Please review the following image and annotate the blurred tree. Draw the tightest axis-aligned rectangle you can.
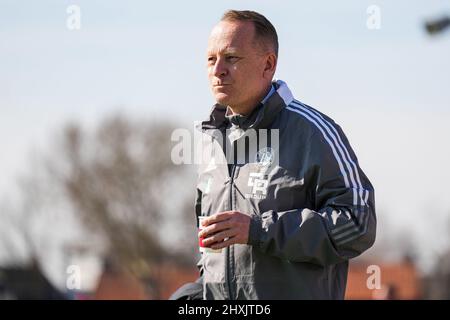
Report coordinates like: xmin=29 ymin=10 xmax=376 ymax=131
xmin=51 ymin=115 xmax=197 ymax=272
xmin=0 ymin=114 xmax=199 ymax=298
xmin=0 ymin=156 xmax=59 ymax=266
xmin=1 ymin=114 xmax=200 ymax=298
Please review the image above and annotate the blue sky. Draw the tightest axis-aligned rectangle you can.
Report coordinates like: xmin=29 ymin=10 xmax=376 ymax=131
xmin=1 ymin=0 xmax=450 ymax=278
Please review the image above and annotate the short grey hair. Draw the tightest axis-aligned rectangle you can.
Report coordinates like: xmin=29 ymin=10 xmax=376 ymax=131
xmin=221 ymin=10 xmax=279 ymax=57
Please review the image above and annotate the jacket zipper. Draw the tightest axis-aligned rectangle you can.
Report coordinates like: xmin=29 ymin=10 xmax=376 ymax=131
xmin=226 ymin=164 xmax=236 ymax=300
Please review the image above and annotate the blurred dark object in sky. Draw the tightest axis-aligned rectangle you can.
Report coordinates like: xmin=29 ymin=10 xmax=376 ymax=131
xmin=425 ymin=16 xmax=450 ymax=35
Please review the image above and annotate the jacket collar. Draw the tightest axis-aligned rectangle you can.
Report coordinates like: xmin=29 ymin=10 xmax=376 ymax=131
xmin=198 ymin=79 xmax=294 ymax=132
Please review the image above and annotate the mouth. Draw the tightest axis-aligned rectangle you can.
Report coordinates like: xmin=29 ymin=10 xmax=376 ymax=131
xmin=213 ymin=84 xmax=231 ymax=89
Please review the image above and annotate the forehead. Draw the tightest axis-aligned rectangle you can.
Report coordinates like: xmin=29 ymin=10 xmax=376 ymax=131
xmin=207 ymin=21 xmax=256 ymax=54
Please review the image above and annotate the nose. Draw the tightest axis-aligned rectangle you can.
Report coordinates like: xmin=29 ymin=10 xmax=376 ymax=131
xmin=211 ymin=57 xmax=228 ymax=78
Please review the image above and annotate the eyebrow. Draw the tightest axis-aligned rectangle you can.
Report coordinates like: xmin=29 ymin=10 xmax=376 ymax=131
xmin=207 ymin=47 xmax=240 ymax=56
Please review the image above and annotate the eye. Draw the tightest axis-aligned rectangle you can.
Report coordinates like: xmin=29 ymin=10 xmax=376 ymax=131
xmin=226 ymin=56 xmax=239 ymax=62
xmin=207 ymin=56 xmax=216 ymax=64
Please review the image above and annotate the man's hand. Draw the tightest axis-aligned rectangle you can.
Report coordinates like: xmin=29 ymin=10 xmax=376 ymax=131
xmin=198 ymin=211 xmax=251 ymax=250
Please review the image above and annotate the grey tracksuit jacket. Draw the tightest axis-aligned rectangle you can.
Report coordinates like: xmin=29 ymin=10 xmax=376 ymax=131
xmin=195 ymin=79 xmax=376 ymax=300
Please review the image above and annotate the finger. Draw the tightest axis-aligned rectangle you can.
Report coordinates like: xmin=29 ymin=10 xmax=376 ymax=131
xmin=198 ymin=220 xmax=234 ymax=238
xmin=210 ymin=236 xmax=237 ymax=250
xmin=202 ymin=229 xmax=236 ymax=247
xmin=204 ymin=211 xmax=235 ymax=226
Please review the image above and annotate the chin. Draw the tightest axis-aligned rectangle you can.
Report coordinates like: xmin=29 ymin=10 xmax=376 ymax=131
xmin=214 ymin=93 xmax=232 ymax=106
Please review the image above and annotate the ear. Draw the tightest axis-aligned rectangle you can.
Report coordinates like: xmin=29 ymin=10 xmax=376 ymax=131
xmin=263 ymin=53 xmax=277 ymax=79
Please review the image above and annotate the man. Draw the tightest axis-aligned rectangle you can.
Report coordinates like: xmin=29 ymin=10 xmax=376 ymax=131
xmin=171 ymin=10 xmax=376 ymax=300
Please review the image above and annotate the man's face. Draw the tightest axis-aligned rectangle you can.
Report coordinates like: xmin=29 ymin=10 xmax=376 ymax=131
xmin=207 ymin=21 xmax=275 ymax=112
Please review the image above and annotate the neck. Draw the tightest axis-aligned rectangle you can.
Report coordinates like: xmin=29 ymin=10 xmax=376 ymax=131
xmin=228 ymin=83 xmax=272 ymax=116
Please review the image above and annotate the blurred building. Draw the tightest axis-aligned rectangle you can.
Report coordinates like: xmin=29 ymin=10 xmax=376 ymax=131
xmin=345 ymin=257 xmax=422 ymax=299
xmin=92 ymin=260 xmax=198 ymax=300
xmin=63 ymin=253 xmax=199 ymax=300
xmin=91 ymin=258 xmax=425 ymax=300
xmin=61 ymin=245 xmax=430 ymax=300
xmin=0 ymin=261 xmax=65 ymax=300
xmin=422 ymin=249 xmax=450 ymax=299
xmin=93 ymin=261 xmax=150 ymax=300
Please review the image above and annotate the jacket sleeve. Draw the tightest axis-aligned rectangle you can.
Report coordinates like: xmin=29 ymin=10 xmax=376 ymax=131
xmin=248 ymin=125 xmax=377 ymax=267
